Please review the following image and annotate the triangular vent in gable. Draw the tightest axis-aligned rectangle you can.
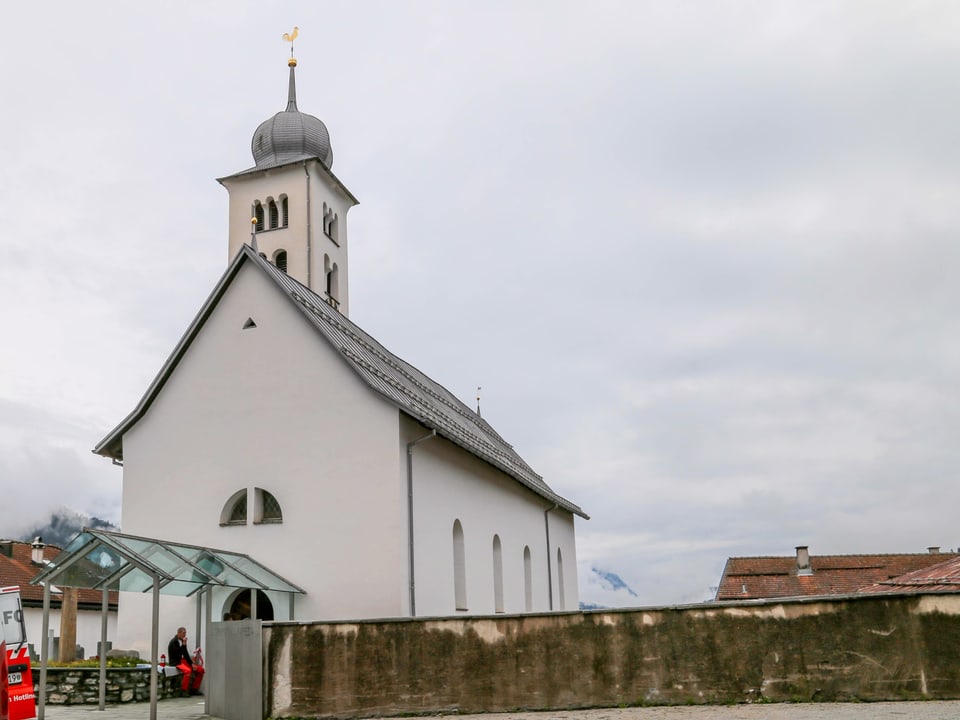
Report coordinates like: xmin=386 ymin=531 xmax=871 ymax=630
xmin=243 ymin=318 xmax=257 ymax=330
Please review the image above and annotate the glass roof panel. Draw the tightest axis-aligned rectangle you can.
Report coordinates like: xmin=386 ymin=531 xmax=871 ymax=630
xmin=30 ymin=529 xmax=304 ymax=596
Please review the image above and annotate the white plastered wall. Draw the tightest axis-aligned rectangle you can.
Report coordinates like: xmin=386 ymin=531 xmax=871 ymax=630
xmin=402 ymin=416 xmax=580 ymax=617
xmin=115 ymin=260 xmax=402 ymax=653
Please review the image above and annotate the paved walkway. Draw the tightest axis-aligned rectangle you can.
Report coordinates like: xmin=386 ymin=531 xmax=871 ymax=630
xmin=41 ymin=696 xmax=209 ymax=720
xmin=38 ymin=698 xmax=960 ymax=720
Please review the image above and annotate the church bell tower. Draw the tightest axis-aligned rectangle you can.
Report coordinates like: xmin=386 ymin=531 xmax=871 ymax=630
xmin=218 ymin=34 xmax=358 ymax=316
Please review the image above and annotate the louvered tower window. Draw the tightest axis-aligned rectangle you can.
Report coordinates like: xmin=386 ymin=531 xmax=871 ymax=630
xmin=281 ymin=197 xmax=289 ymax=227
xmin=268 ymin=199 xmax=279 ymax=229
xmin=274 ymin=250 xmax=288 ymax=274
xmin=253 ymin=202 xmax=265 ymax=232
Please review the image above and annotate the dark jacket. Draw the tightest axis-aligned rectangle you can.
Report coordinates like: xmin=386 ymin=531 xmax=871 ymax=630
xmin=167 ymin=636 xmax=192 ymax=667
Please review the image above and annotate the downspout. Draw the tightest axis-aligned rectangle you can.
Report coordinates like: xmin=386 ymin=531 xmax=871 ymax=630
xmin=303 ymin=161 xmax=313 ymax=289
xmin=407 ymin=429 xmax=436 ymax=616
xmin=544 ymin=503 xmax=558 ymax=611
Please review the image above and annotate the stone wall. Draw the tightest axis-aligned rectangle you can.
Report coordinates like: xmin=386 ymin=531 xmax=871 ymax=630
xmin=40 ymin=667 xmax=180 ymax=705
xmin=264 ymin=593 xmax=960 ymax=718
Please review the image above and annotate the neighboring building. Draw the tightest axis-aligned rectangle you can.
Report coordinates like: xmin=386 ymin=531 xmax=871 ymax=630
xmin=715 ymin=545 xmax=958 ymax=601
xmin=94 ymin=50 xmax=586 ymax=653
xmin=0 ymin=539 xmax=117 ymax=657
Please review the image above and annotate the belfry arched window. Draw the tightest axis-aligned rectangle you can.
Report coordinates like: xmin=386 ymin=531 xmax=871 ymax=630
xmin=280 ymin=196 xmax=289 ymax=227
xmin=267 ymin=199 xmax=279 ymax=229
xmin=253 ymin=202 xmax=265 ymax=232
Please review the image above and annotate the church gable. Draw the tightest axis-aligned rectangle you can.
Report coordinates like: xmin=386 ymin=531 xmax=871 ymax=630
xmin=116 ymin=255 xmax=404 ymax=544
xmin=95 ymin=249 xmax=393 ymax=464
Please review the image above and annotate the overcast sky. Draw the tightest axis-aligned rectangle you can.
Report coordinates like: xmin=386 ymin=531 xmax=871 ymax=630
xmin=3 ymin=1 xmax=960 ymax=607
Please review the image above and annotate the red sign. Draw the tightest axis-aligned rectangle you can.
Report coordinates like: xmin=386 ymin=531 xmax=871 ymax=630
xmin=5 ymin=647 xmax=34 ymax=720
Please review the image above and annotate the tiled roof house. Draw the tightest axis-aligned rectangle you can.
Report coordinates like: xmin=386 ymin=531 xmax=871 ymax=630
xmin=859 ymin=554 xmax=960 ymax=594
xmin=715 ymin=545 xmax=958 ymax=601
xmin=1 ymin=538 xmax=118 ymax=658
xmin=0 ymin=539 xmax=117 ymax=609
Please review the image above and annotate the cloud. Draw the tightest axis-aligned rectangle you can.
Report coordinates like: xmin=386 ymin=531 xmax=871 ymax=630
xmin=3 ymin=1 xmax=960 ymax=610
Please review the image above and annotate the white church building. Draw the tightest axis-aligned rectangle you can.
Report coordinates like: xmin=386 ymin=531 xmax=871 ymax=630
xmin=94 ymin=49 xmax=586 ymax=652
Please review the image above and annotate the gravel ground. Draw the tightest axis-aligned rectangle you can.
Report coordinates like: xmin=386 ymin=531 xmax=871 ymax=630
xmin=41 ymin=696 xmax=960 ymax=720
xmin=376 ymin=702 xmax=960 ymax=720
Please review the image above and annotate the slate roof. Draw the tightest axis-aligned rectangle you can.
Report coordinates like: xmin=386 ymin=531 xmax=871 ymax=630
xmin=95 ymin=245 xmax=586 ymax=519
xmin=859 ymin=555 xmax=960 ymax=594
xmin=0 ymin=540 xmax=118 ymax=609
xmin=715 ymin=551 xmax=959 ymax=601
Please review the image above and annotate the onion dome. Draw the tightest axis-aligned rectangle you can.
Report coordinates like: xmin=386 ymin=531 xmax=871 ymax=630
xmin=251 ymin=58 xmax=333 ymax=169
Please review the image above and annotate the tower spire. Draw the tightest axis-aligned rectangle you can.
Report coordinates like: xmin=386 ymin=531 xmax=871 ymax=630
xmin=282 ymin=26 xmax=300 ymax=112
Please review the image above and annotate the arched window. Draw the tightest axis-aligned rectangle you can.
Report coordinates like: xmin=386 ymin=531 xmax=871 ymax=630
xmin=267 ymin=199 xmax=279 ymax=229
xmin=254 ymin=488 xmax=283 ymax=524
xmin=453 ymin=519 xmax=467 ymax=611
xmin=323 ymin=255 xmax=339 ymax=309
xmin=523 ymin=546 xmax=532 ymax=612
xmin=220 ymin=489 xmax=247 ymax=526
xmin=280 ymin=196 xmax=289 ymax=227
xmin=274 ymin=249 xmax=288 ymax=274
xmin=253 ymin=202 xmax=264 ymax=232
xmin=329 ymin=213 xmax=339 ymax=243
xmin=492 ymin=535 xmax=504 ymax=613
xmin=556 ymin=548 xmax=565 ymax=610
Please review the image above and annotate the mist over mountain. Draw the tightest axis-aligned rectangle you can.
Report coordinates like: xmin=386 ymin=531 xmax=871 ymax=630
xmin=593 ymin=567 xmax=638 ymax=597
xmin=18 ymin=506 xmax=118 ymax=548
xmin=579 ymin=566 xmax=642 ymax=609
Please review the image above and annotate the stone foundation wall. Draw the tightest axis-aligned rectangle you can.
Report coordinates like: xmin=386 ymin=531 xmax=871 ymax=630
xmin=40 ymin=667 xmax=180 ymax=705
xmin=264 ymin=593 xmax=960 ymax=718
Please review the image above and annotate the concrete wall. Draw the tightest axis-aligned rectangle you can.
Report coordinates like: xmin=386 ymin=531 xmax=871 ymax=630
xmin=264 ymin=593 xmax=960 ymax=717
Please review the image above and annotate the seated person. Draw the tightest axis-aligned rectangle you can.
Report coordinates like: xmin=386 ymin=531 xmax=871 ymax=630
xmin=167 ymin=627 xmax=204 ymax=696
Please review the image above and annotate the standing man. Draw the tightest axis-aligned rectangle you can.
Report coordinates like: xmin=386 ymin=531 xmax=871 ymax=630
xmin=167 ymin=627 xmax=204 ymax=696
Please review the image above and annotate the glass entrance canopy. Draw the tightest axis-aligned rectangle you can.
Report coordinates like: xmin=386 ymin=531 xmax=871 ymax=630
xmin=30 ymin=528 xmax=305 ymax=597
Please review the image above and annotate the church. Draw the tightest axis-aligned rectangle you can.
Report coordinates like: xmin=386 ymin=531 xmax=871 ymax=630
xmin=94 ymin=46 xmax=587 ymax=651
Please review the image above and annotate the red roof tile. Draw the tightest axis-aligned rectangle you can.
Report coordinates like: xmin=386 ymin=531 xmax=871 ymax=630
xmin=860 ymin=555 xmax=960 ymax=594
xmin=0 ymin=540 xmax=118 ymax=608
xmin=715 ymin=551 xmax=959 ymax=601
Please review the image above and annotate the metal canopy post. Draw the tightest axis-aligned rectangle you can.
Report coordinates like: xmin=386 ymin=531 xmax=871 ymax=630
xmin=203 ymin=587 xmax=212 ymax=715
xmin=38 ymin=580 xmax=51 ymax=720
xmin=99 ymin=588 xmax=109 ymax=710
xmin=150 ymin=575 xmax=160 ymax=720
xmin=196 ymin=591 xmax=203 ymax=650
